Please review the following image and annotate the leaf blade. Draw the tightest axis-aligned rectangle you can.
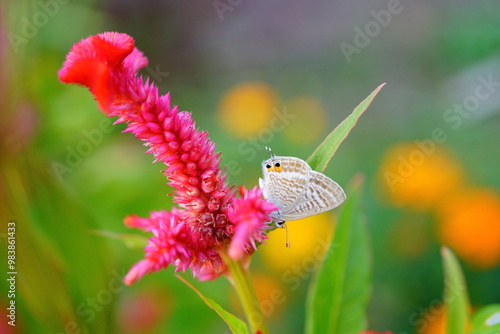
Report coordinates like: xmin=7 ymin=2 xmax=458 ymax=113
xmin=176 ymin=275 xmax=250 ymax=334
xmin=305 ymin=178 xmax=371 ymax=334
xmin=470 ymin=304 xmax=500 ymax=334
xmin=441 ymin=247 xmax=470 ymax=334
xmin=307 ymin=83 xmax=386 ymax=172
xmin=91 ymin=230 xmax=148 ymax=250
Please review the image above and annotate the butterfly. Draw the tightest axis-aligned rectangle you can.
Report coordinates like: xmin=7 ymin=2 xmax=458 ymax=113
xmin=259 ymin=147 xmax=346 ymax=246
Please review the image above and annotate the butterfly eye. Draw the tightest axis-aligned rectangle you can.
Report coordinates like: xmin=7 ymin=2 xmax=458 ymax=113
xmin=266 ymin=163 xmax=272 ymax=169
xmin=274 ymin=162 xmax=281 ymax=168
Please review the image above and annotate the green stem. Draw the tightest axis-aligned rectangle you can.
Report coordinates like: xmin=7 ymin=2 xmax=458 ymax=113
xmin=221 ymin=252 xmax=269 ymax=334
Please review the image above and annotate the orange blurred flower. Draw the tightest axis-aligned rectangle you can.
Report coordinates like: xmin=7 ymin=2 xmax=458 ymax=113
xmin=217 ymin=82 xmax=278 ymax=138
xmin=437 ymin=187 xmax=500 ymax=269
xmin=415 ymin=302 xmax=446 ymax=334
xmin=378 ymin=143 xmax=464 ymax=210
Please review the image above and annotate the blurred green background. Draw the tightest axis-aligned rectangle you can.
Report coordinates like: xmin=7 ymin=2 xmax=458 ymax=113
xmin=1 ymin=1 xmax=499 ymax=333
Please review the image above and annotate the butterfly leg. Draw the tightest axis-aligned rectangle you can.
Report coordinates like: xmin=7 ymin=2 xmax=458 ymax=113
xmin=275 ymin=220 xmax=290 ymax=247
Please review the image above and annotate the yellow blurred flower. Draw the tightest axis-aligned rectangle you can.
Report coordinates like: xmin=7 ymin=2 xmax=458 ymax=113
xmin=260 ymin=212 xmax=334 ymax=272
xmin=282 ymin=96 xmax=326 ymax=144
xmin=378 ymin=143 xmax=464 ymax=210
xmin=217 ymin=82 xmax=278 ymax=138
xmin=252 ymin=273 xmax=287 ymax=319
xmin=437 ymin=187 xmax=500 ymax=269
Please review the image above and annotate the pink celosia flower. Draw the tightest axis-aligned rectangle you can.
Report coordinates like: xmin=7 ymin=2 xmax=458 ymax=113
xmin=228 ymin=186 xmax=278 ymax=260
xmin=123 ymin=209 xmax=193 ymax=284
xmin=58 ymin=32 xmax=277 ymax=284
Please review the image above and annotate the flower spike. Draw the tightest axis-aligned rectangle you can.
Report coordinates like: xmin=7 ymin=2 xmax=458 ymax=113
xmin=59 ymin=32 xmax=277 ymax=283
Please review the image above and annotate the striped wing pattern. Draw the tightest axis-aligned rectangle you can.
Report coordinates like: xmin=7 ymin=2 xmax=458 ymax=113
xmin=261 ymin=157 xmax=310 ymax=214
xmin=260 ymin=155 xmax=345 ymax=222
xmin=280 ymin=170 xmax=346 ymax=221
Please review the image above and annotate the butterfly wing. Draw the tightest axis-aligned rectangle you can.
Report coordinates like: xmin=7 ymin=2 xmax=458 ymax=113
xmin=261 ymin=156 xmax=311 ymax=215
xmin=279 ymin=170 xmax=346 ymax=221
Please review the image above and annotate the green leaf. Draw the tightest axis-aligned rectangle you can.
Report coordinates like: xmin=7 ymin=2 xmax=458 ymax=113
xmin=470 ymin=304 xmax=500 ymax=334
xmin=305 ymin=178 xmax=371 ymax=334
xmin=307 ymin=83 xmax=386 ymax=172
xmin=92 ymin=230 xmax=148 ymax=249
xmin=441 ymin=247 xmax=470 ymax=334
xmin=176 ymin=275 xmax=250 ymax=334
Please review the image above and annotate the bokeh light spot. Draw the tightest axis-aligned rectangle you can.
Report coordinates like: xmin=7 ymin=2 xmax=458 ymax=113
xmin=260 ymin=212 xmax=334 ymax=272
xmin=217 ymin=82 xmax=278 ymax=138
xmin=437 ymin=187 xmax=500 ymax=269
xmin=377 ymin=143 xmax=464 ymax=211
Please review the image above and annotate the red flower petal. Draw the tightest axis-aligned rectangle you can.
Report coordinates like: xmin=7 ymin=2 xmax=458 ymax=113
xmin=58 ymin=32 xmax=137 ymax=113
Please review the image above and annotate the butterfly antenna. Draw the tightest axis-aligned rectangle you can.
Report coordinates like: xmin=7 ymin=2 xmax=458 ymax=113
xmin=284 ymin=222 xmax=290 ymax=248
xmin=265 ymin=146 xmax=275 ymax=159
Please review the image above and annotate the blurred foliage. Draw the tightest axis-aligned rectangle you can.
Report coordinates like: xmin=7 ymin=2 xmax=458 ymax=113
xmin=1 ymin=0 xmax=499 ymax=333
